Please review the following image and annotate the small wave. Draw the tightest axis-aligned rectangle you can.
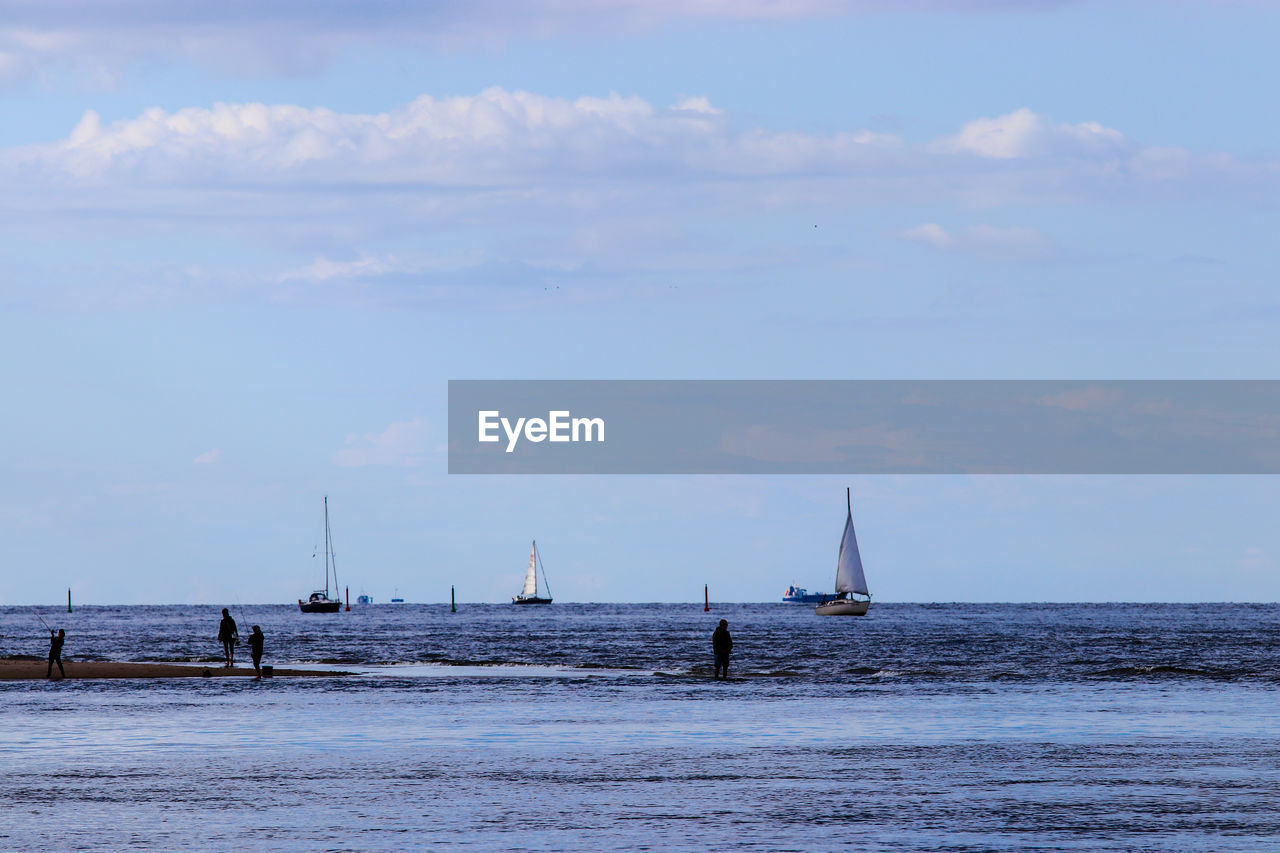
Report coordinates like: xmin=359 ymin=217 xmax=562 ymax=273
xmin=1090 ymin=665 xmax=1236 ymax=680
xmin=747 ymin=669 xmax=803 ymax=678
xmin=138 ymin=656 xmax=223 ymax=664
xmin=431 ymin=658 xmax=531 ymax=668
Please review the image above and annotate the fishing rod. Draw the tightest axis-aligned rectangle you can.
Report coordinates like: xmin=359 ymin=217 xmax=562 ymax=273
xmin=232 ymin=594 xmax=253 ymax=643
xmin=28 ymin=606 xmax=53 ymax=633
xmin=232 ymin=592 xmax=275 ymax=648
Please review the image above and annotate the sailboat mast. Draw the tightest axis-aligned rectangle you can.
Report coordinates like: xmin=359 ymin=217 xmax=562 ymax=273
xmin=327 ymin=498 xmax=339 ymax=596
xmin=535 ymin=540 xmax=552 ymax=598
xmin=324 ymin=496 xmax=331 ymax=597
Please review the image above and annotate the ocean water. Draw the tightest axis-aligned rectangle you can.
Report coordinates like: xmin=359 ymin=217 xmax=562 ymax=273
xmin=2 ymin=603 xmax=1280 ymax=851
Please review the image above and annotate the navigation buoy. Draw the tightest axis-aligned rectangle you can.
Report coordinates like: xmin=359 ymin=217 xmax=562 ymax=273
xmin=704 ymin=584 xmax=709 ymax=612
xmin=451 ymin=585 xmax=456 ymax=613
xmin=345 ymin=586 xmax=350 ymax=612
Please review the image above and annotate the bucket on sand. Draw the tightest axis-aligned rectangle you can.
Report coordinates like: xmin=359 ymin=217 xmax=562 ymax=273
xmin=262 ymin=665 xmax=274 ymax=678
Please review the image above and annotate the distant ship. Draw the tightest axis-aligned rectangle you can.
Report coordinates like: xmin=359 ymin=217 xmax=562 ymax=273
xmin=782 ymin=585 xmax=826 ymax=604
xmin=299 ymin=496 xmax=342 ymax=613
xmin=814 ymin=488 xmax=871 ymax=616
xmin=356 ymin=594 xmax=373 ymax=605
xmin=512 ymin=540 xmax=553 ymax=605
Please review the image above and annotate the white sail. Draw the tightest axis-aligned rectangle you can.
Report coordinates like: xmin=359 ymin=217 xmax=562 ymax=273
xmin=835 ymin=507 xmax=869 ymax=596
xmin=521 ymin=541 xmax=539 ymax=596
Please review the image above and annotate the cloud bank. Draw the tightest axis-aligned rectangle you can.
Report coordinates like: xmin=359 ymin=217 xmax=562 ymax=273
xmin=9 ymin=95 xmax=1270 ymax=206
xmin=2 ymin=93 xmax=1272 ymax=306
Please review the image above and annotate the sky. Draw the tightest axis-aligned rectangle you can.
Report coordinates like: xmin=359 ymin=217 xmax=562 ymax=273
xmin=2 ymin=0 xmax=1279 ymax=604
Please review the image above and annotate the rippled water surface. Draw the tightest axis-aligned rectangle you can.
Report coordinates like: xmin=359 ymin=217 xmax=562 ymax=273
xmin=3 ymin=603 xmax=1279 ymax=851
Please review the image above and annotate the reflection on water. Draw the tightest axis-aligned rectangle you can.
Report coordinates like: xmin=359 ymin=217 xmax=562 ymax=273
xmin=3 ymin=604 xmax=1280 ymax=851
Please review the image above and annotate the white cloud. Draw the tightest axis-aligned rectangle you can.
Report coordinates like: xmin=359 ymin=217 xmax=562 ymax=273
xmin=335 ymin=419 xmax=428 ymax=468
xmin=278 ymin=255 xmax=424 ymax=284
xmin=20 ymin=89 xmax=899 ymax=187
xmin=934 ymin=107 xmax=1126 ymax=160
xmin=900 ymin=222 xmax=1052 ymax=259
xmin=899 ymin=222 xmax=955 ymax=249
xmin=193 ymin=448 xmax=221 ymax=464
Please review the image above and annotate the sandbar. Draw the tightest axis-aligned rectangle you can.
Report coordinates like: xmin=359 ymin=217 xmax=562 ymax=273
xmin=0 ymin=660 xmax=349 ymax=680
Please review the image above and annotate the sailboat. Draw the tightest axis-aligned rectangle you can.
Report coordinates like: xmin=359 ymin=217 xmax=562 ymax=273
xmin=299 ymin=496 xmax=342 ymax=613
xmin=815 ymin=488 xmax=871 ymax=616
xmin=511 ymin=540 xmax=553 ymax=605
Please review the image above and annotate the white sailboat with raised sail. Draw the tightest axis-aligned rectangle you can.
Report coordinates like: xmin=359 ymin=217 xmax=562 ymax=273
xmin=815 ymin=488 xmax=871 ymax=616
xmin=299 ymin=496 xmax=342 ymax=613
xmin=512 ymin=540 xmax=553 ymax=605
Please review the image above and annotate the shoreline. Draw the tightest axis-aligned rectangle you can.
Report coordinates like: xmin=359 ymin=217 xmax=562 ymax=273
xmin=0 ymin=660 xmax=350 ymax=681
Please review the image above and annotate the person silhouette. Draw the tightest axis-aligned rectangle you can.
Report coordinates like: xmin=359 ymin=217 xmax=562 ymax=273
xmin=217 ymin=608 xmax=239 ymax=668
xmin=712 ymin=619 xmax=733 ymax=681
xmin=47 ymin=629 xmax=66 ymax=679
xmin=247 ymin=625 xmax=265 ymax=678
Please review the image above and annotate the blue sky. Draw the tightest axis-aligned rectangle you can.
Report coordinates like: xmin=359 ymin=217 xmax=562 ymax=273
xmin=2 ymin=1 xmax=1279 ymax=604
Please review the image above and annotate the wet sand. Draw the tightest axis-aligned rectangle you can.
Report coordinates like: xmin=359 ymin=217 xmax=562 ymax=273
xmin=0 ymin=660 xmax=349 ymax=680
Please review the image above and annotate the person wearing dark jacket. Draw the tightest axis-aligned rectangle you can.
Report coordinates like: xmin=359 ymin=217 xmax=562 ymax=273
xmin=711 ymin=619 xmax=733 ymax=680
xmin=47 ymin=629 xmax=66 ymax=679
xmin=247 ymin=625 xmax=265 ymax=678
xmin=217 ymin=608 xmax=239 ymax=668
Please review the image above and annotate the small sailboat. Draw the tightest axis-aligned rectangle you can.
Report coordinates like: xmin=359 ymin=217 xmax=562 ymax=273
xmin=815 ymin=488 xmax=871 ymax=616
xmin=299 ymin=496 xmax=342 ymax=613
xmin=512 ymin=540 xmax=553 ymax=605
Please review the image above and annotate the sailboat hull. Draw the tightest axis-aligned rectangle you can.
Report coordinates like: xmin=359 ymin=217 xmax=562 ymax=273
xmin=511 ymin=596 xmax=552 ymax=605
xmin=299 ymin=598 xmax=342 ymax=613
xmin=814 ymin=598 xmax=870 ymax=616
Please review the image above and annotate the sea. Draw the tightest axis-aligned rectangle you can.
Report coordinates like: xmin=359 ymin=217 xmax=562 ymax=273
xmin=2 ymin=603 xmax=1279 ymax=852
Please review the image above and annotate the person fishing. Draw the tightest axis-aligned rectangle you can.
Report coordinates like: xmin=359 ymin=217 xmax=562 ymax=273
xmin=47 ymin=628 xmax=66 ymax=679
xmin=711 ymin=619 xmax=733 ymax=681
xmin=217 ymin=608 xmax=239 ymax=668
xmin=247 ymin=625 xmax=265 ymax=678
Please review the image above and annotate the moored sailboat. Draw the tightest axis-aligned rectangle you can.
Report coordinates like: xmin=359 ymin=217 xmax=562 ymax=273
xmin=815 ymin=488 xmax=871 ymax=616
xmin=299 ymin=496 xmax=342 ymax=613
xmin=512 ymin=540 xmax=553 ymax=605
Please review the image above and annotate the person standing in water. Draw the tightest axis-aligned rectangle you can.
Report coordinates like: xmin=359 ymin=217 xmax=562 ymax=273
xmin=711 ymin=619 xmax=733 ymax=681
xmin=247 ymin=625 xmax=265 ymax=678
xmin=217 ymin=608 xmax=239 ymax=668
xmin=47 ymin=628 xmax=66 ymax=679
